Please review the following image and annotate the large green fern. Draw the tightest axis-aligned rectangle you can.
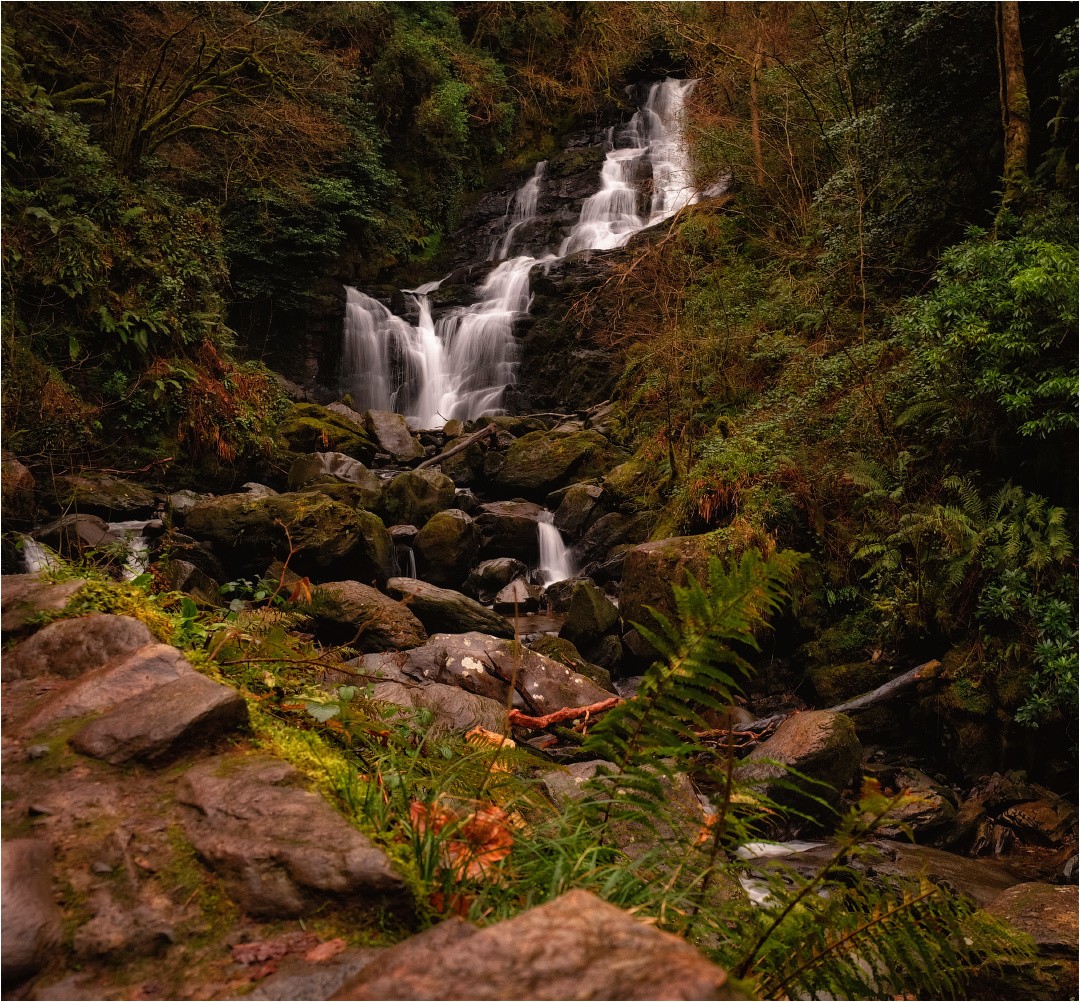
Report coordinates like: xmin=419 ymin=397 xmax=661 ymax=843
xmin=582 ymin=548 xmax=803 ymax=826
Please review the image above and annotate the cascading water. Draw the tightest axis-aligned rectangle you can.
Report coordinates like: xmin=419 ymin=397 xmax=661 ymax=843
xmin=338 ymin=78 xmax=701 ymax=426
xmin=560 ymin=77 xmax=699 ymax=256
xmin=537 ymin=512 xmax=574 ymax=585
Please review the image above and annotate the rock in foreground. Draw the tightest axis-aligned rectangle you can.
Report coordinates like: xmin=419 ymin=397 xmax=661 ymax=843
xmin=330 ymin=888 xmax=744 ymax=1000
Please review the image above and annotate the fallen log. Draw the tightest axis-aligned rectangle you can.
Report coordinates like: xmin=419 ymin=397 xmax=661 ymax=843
xmin=828 ymin=659 xmax=942 ymax=715
xmin=416 ymin=422 xmax=497 ymax=470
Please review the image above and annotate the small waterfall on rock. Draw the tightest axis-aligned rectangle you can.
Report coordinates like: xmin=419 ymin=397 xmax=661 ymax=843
xmin=338 ymin=78 xmax=701 ymax=426
xmin=18 ymin=535 xmax=58 ymax=573
xmin=537 ymin=513 xmax=574 ymax=585
xmin=491 ymin=160 xmax=546 ymax=260
xmin=560 ymin=77 xmax=699 ymax=255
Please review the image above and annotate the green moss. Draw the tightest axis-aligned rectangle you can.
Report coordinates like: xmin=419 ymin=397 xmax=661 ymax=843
xmin=277 ymin=403 xmax=376 ymax=460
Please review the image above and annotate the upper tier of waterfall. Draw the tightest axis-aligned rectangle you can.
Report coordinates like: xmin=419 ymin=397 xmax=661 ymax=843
xmin=339 ymin=78 xmax=702 ymax=428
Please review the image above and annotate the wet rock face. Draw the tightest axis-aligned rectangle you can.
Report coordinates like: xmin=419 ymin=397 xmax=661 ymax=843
xmin=464 ymin=558 xmax=529 ymax=601
xmin=277 ymin=402 xmax=375 ymax=459
xmin=365 ymin=410 xmax=425 ymax=462
xmin=620 ymin=534 xmax=716 ymax=634
xmin=559 ymin=579 xmax=620 ymax=648
xmin=1 ymin=839 xmax=63 ymax=984
xmin=985 ymin=883 xmax=1079 ymax=953
xmin=330 ymin=888 xmax=744 ymax=1001
xmin=287 ymin=451 xmax=382 ymax=501
xmin=177 ymin=754 xmax=407 ymax=919
xmin=475 ymin=500 xmax=544 ymax=562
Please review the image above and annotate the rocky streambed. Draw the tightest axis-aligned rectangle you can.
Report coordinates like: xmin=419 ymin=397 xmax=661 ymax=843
xmin=2 ymin=396 xmax=1078 ymax=1000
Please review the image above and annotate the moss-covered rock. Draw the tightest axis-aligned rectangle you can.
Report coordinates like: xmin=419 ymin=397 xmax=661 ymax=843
xmin=439 ymin=442 xmax=485 ymax=487
xmin=286 ymin=452 xmax=381 ymax=498
xmin=475 ymin=501 xmax=543 ymax=562
xmin=277 ymin=404 xmax=375 ymax=461
xmin=364 ymin=410 xmax=424 ymax=462
xmin=602 ymin=459 xmax=656 ymax=509
xmin=413 ymin=509 xmax=478 ymax=588
xmin=314 ymin=580 xmax=427 ymax=652
xmin=560 ymin=579 xmax=620 ymax=647
xmin=495 ymin=430 xmax=627 ymax=498
xmin=529 ymin=635 xmax=612 ymax=690
xmin=553 ymin=483 xmax=602 ymax=536
xmin=378 ymin=469 xmax=456 ymax=527
xmin=183 ymin=491 xmax=392 ymax=583
xmin=50 ymin=473 xmax=157 ymax=518
xmin=620 ymin=534 xmax=717 ymax=632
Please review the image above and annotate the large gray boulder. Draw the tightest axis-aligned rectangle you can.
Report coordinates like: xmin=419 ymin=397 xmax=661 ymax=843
xmin=737 ymin=710 xmax=862 ymax=821
xmin=314 ymin=581 xmax=427 ymax=652
xmin=386 ymin=578 xmax=513 ymax=639
xmin=1 ymin=840 xmax=63 ymax=984
xmin=287 ymin=452 xmax=382 ymax=499
xmin=178 ymin=754 xmax=406 ymax=918
xmin=2 ymin=613 xmax=153 ymax=681
xmin=463 ymin=558 xmax=528 ymax=601
xmin=364 ymin=410 xmax=424 ymax=462
xmin=369 ymin=678 xmax=508 ymax=733
xmin=378 ymin=470 xmax=456 ymax=527
xmin=475 ymin=501 xmax=544 ymax=562
xmin=413 ymin=509 xmax=478 ymax=588
xmin=329 ymin=889 xmax=743 ymax=1000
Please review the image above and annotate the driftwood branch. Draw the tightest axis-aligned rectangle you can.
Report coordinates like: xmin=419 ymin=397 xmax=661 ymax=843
xmin=508 ymin=697 xmax=621 ymax=730
xmin=417 ymin=423 xmax=497 ymax=470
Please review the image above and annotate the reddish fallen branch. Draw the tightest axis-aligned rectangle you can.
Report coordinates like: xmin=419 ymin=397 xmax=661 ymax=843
xmin=508 ymin=697 xmax=621 ymax=730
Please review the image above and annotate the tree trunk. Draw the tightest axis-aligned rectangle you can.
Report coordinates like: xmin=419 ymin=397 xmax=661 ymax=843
xmin=749 ymin=14 xmax=765 ymax=188
xmin=998 ymin=1 xmax=1030 ymax=212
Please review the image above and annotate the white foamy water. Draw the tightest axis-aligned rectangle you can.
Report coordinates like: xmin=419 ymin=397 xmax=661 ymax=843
xmin=537 ymin=512 xmax=574 ymax=585
xmin=339 ymin=79 xmax=702 ymax=426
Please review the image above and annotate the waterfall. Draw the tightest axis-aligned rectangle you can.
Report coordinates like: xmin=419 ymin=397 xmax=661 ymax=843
xmin=537 ymin=513 xmax=574 ymax=585
xmin=560 ymin=77 xmax=699 ymax=256
xmin=491 ymin=160 xmax=546 ymax=261
xmin=338 ymin=78 xmax=700 ymax=426
xmin=18 ymin=535 xmax=58 ymax=574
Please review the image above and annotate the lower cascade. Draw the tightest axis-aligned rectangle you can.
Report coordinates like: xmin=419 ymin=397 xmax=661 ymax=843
xmin=338 ymin=77 xmax=703 ymax=428
xmin=537 ymin=513 xmax=574 ymax=585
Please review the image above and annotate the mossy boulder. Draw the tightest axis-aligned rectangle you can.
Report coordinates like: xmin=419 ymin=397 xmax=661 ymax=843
xmin=620 ymin=534 xmax=717 ymax=633
xmin=364 ymin=410 xmax=424 ymax=462
xmin=553 ymin=483 xmax=602 ymax=536
xmin=602 ymin=459 xmax=656 ymax=509
xmin=495 ymin=430 xmax=628 ymax=498
xmin=529 ymin=635 xmax=612 ymax=691
xmin=560 ymin=579 xmax=620 ymax=647
xmin=439 ymin=442 xmax=485 ymax=487
xmin=1 ymin=453 xmax=35 ymax=524
xmin=50 ymin=472 xmax=156 ymax=518
xmin=277 ymin=403 xmax=375 ymax=461
xmin=413 ymin=509 xmax=478 ymax=588
xmin=463 ymin=558 xmax=529 ymax=601
xmin=807 ymin=659 xmax=903 ymax=739
xmin=378 ymin=470 xmax=456 ymax=527
xmin=475 ymin=501 xmax=543 ymax=562
xmin=183 ymin=491 xmax=392 ymax=583
xmin=314 ymin=580 xmax=427 ymax=652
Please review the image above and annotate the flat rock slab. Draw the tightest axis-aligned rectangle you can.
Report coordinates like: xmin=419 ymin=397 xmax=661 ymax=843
xmin=240 ymin=947 xmax=383 ymax=1001
xmin=3 ymin=613 xmax=153 ymax=681
xmin=177 ymin=754 xmax=406 ymax=919
xmin=386 ymin=577 xmax=513 ymax=640
xmin=19 ymin=643 xmax=191 ymax=735
xmin=70 ymin=671 xmax=248 ymax=766
xmin=330 ymin=888 xmax=743 ymax=1000
xmin=1 ymin=574 xmax=86 ymax=634
xmin=984 ymin=883 xmax=1079 ymax=953
xmin=1 ymin=839 xmax=63 ymax=984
